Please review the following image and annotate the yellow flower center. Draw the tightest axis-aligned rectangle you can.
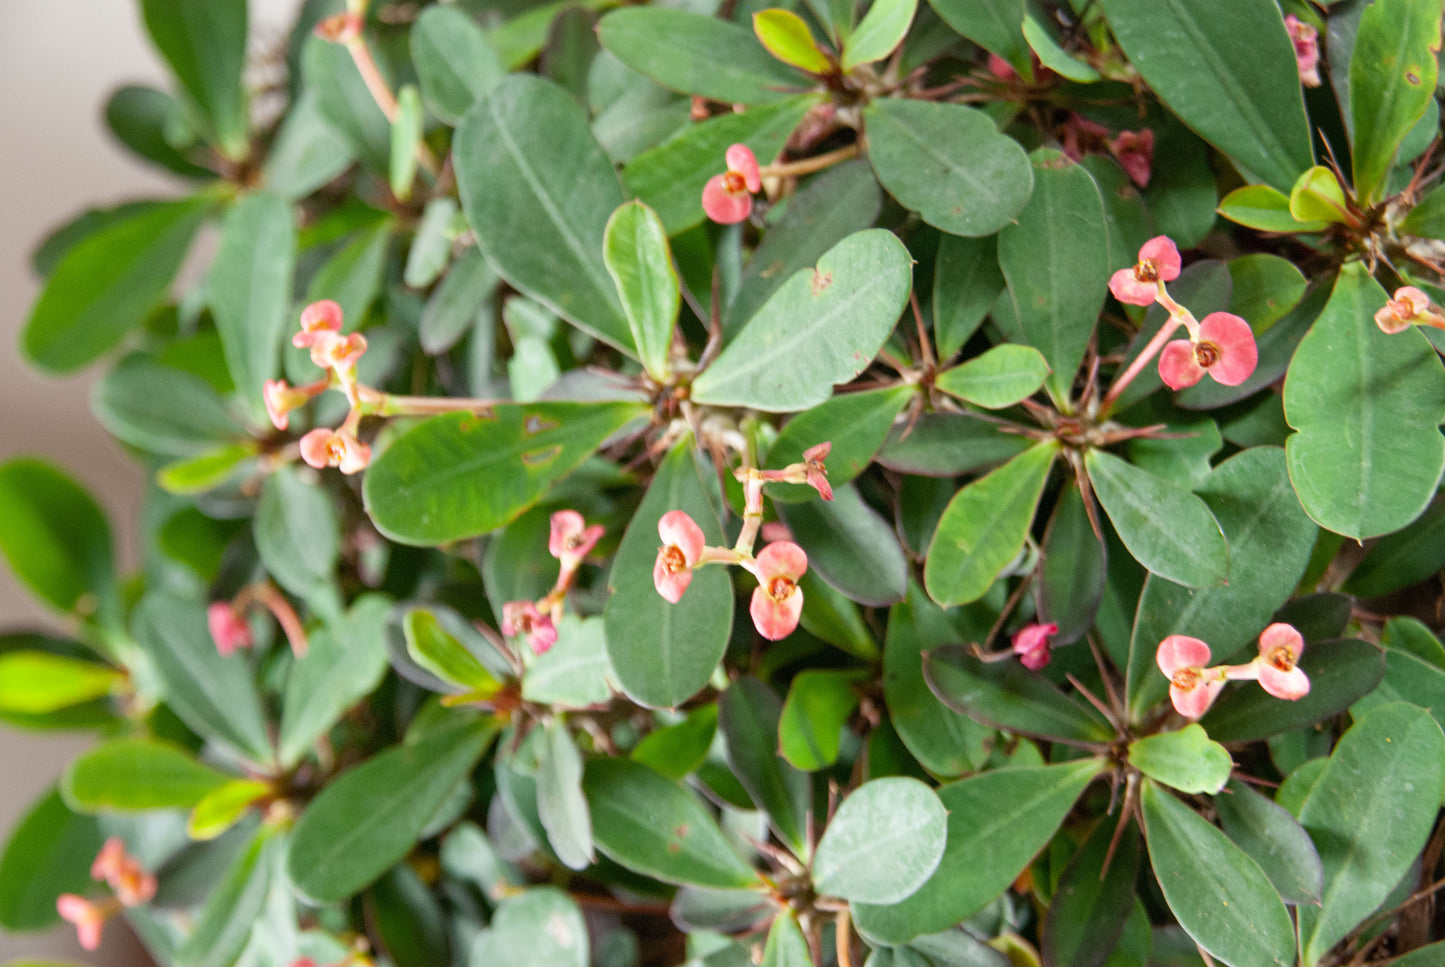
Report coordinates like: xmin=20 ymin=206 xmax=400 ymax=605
xmin=1171 ymin=667 xmax=1201 ymax=690
xmin=1267 ymin=646 xmax=1296 ymax=672
xmin=767 ymin=576 xmax=797 ymax=601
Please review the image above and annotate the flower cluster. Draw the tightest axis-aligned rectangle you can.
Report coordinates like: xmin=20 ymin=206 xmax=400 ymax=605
xmin=702 ymin=144 xmax=763 ymax=224
xmin=1110 ymin=237 xmax=1259 ymax=390
xmin=652 ymin=444 xmax=831 ymax=640
xmin=1060 ymin=113 xmax=1156 ymax=188
xmin=1375 ymin=286 xmax=1445 ymax=334
xmin=500 ymin=510 xmax=605 ymax=656
xmin=57 ymin=837 xmax=157 ymax=951
xmin=1156 ymin=623 xmax=1310 ymax=719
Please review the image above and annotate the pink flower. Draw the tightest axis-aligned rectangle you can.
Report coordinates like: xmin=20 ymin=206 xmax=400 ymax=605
xmin=1252 ymin=622 xmax=1310 ymax=700
xmin=1156 ymin=635 xmax=1225 ymax=719
xmin=1375 ymin=286 xmax=1442 ymax=334
xmin=701 ymin=144 xmax=762 ymax=225
xmin=501 ymin=601 xmax=558 ymax=655
xmin=207 ymin=602 xmax=253 ymax=656
xmin=57 ymin=894 xmax=110 ymax=951
xmin=548 ymin=510 xmax=605 ymax=567
xmin=89 ymin=836 xmax=156 ymax=906
xmin=654 ymin=510 xmax=705 ymax=603
xmin=1285 ymin=15 xmax=1322 ymax=87
xmin=1011 ymin=622 xmax=1058 ymax=671
xmin=802 ymin=442 xmax=833 ymax=501
xmin=299 ymin=299 xmax=343 ymax=335
xmin=1108 ymin=129 xmax=1155 ymax=188
xmin=749 ymin=541 xmax=807 ymax=640
xmin=299 ymin=428 xmax=371 ymax=475
xmin=1158 ymin=311 xmax=1258 ymax=389
xmin=1109 ymin=236 xmax=1181 ymax=306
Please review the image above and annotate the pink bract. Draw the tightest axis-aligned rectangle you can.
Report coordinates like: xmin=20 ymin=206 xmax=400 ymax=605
xmin=1109 ymin=129 xmax=1154 ymax=187
xmin=1011 ymin=622 xmax=1058 ymax=671
xmin=749 ymin=541 xmax=807 ymax=640
xmin=803 ymin=441 xmax=833 ymax=501
xmin=1375 ymin=286 xmax=1432 ymax=334
xmin=1156 ymin=634 xmax=1224 ymax=719
xmin=1285 ymin=15 xmax=1322 ymax=87
xmin=549 ymin=510 xmax=604 ymax=563
xmin=207 ymin=602 xmax=253 ymax=656
xmin=501 ymin=600 xmax=558 ymax=655
xmin=263 ymin=379 xmax=295 ymax=431
xmin=57 ymin=894 xmax=106 ymax=951
xmin=725 ymin=144 xmax=762 ymax=192
xmin=1109 ymin=236 xmax=1181 ymax=306
xmin=702 ymin=174 xmax=754 ymax=224
xmin=299 ymin=299 xmax=343 ymax=333
xmin=654 ymin=510 xmax=705 ymax=603
xmin=1159 ymin=312 xmax=1257 ymax=389
xmin=1256 ymin=622 xmax=1309 ymax=700
xmin=299 ymin=428 xmax=372 ymax=475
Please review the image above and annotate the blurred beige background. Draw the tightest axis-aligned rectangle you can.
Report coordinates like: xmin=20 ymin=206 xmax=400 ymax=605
xmin=1 ymin=1 xmax=301 ymax=960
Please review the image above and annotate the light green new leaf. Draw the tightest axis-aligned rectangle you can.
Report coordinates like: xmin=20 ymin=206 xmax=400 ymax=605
xmin=1349 ymin=0 xmax=1444 ymax=204
xmin=1100 ymin=0 xmax=1312 ymax=192
xmin=411 ymin=5 xmax=505 ymax=126
xmin=1217 ymin=185 xmax=1331 ymax=234
xmin=1400 ymin=182 xmax=1445 ymax=239
xmin=287 ymin=719 xmax=498 ymax=903
xmin=924 ymin=440 xmax=1056 ymax=607
xmin=62 ymin=738 xmax=232 ymax=812
xmin=935 ymin=344 xmax=1049 ymax=409
xmin=842 ymin=0 xmax=917 ymax=69
xmin=0 ymin=652 xmax=118 ymax=714
xmin=1141 ymin=781 xmax=1295 ymax=967
xmin=23 ymin=197 xmax=210 ymax=373
xmin=813 ymin=778 xmax=946 ymax=904
xmin=604 ymin=442 xmax=733 ymax=709
xmin=404 ymin=609 xmax=502 ymax=695
xmin=1288 ymin=166 xmax=1350 ymax=225
xmin=584 ymin=758 xmax=761 ymax=889
xmin=188 ymin=779 xmax=271 ymax=841
xmin=691 ymin=230 xmax=912 ymax=411
xmin=139 ymin=0 xmax=248 ymax=158
xmin=1297 ymin=703 xmax=1445 ymax=964
xmin=389 ymin=85 xmax=423 ymax=201
xmin=604 ymin=201 xmax=677 ymax=381
xmin=1085 ymin=449 xmax=1228 ymax=589
xmin=719 ymin=678 xmax=811 ymax=857
xmin=455 ymin=75 xmax=632 ymax=353
xmin=363 ymin=402 xmax=646 ymax=545
xmin=779 ymin=669 xmax=864 ymax=771
xmin=1284 ymin=263 xmax=1445 ymax=539
xmin=1022 ymin=14 xmax=1100 ymax=82
xmin=864 ymin=98 xmax=1033 ymax=237
xmin=205 ymin=192 xmax=295 ymax=426
xmin=0 ymin=460 xmax=114 ymax=620
xmin=1128 ymin=725 xmax=1232 ymax=795
xmin=536 ymin=720 xmax=594 ymax=871
xmin=754 ymin=10 xmax=832 ymax=74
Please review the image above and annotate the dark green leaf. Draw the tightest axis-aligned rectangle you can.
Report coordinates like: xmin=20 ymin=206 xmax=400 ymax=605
xmin=1215 ymin=779 xmax=1322 ymax=906
xmin=779 ymin=483 xmax=907 ymax=606
xmin=876 ymin=411 xmax=1030 ymax=477
xmin=0 ymin=787 xmax=102 ymax=930
xmin=262 ymin=90 xmax=353 ymax=201
xmin=720 ymin=678 xmax=811 ymax=856
xmin=813 ymin=777 xmax=947 ymax=904
xmin=933 ymin=234 xmax=1003 ymax=360
xmin=104 ymin=85 xmax=212 ymax=178
xmin=412 ymin=5 xmax=504 ymax=126
xmin=1201 ymin=639 xmax=1385 ymax=742
xmin=924 ymin=644 xmax=1113 ymax=744
xmin=1226 ymin=253 xmax=1306 ymax=334
xmin=0 ymin=459 xmax=114 ymax=620
xmin=139 ymin=0 xmax=248 ymax=157
xmin=925 ymin=0 xmax=1029 ymax=68
xmin=255 ymin=465 xmax=339 ymax=598
xmin=92 ymin=355 xmax=245 ymax=456
xmin=1039 ymin=482 xmax=1106 ymax=645
xmin=1343 ymin=498 xmax=1445 ymax=597
xmin=1351 ymin=647 xmax=1445 ymax=734
xmin=521 ymin=616 xmax=615 ymax=708
xmin=302 ymin=36 xmax=389 ymax=173
xmin=1042 ymin=815 xmax=1142 ymax=967
xmin=767 ymin=386 xmax=911 ymax=504
xmin=631 ymin=706 xmax=717 ymax=780
xmin=418 ymin=247 xmax=497 ymax=355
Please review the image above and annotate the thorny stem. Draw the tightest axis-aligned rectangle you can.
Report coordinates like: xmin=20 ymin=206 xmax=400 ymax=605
xmin=234 ymin=582 xmax=309 ymax=658
xmin=1097 ymin=310 xmax=1185 ymax=416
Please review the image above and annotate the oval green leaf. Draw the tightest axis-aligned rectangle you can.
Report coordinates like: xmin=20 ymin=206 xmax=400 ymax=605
xmin=604 ymin=201 xmax=677 ymax=381
xmin=0 ymin=787 xmax=102 ymax=931
xmin=1215 ymin=778 xmax=1322 ymax=906
xmin=411 ymin=5 xmax=505 ymax=125
xmin=1128 ymin=724 xmax=1233 ymax=795
xmin=923 ymin=644 xmax=1113 ymax=744
xmin=0 ymin=652 xmax=119 ymax=714
xmin=62 ymin=738 xmax=232 ymax=812
xmin=719 ymin=677 xmax=811 ymax=857
xmin=935 ymin=344 xmax=1050 ymax=409
xmin=812 ymin=777 xmax=947 ymax=904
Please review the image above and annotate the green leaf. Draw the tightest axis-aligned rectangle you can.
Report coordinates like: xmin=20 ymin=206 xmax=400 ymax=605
xmin=187 ymin=779 xmax=271 ymax=841
xmin=301 ymin=219 xmax=390 ymax=328
xmin=139 ymin=0 xmax=248 ymax=158
xmin=0 ymin=459 xmax=115 ymax=620
xmin=1297 ymin=703 xmax=1445 ymax=964
xmin=720 ymin=678 xmax=811 ymax=856
xmin=412 ymin=5 xmax=504 ymax=126
xmin=778 ymin=483 xmax=907 ymax=606
xmin=1022 ymin=14 xmax=1101 ymax=82
xmin=877 ymin=411 xmax=1030 ymax=477
xmin=604 ymin=201 xmax=678 ymax=380
xmin=0 ymin=787 xmax=102 ymax=931
xmin=1284 ymin=263 xmax=1445 ymax=539
xmin=255 ymin=465 xmax=339 ymax=599
xmin=1039 ymin=482 xmax=1106 ymax=645
xmin=1226 ymin=253 xmax=1306 ymax=334
xmin=1288 ymin=166 xmax=1350 ymax=225
xmin=779 ymin=669 xmax=864 ymax=771
xmin=63 ymin=738 xmax=232 ymax=812
xmin=813 ymin=777 xmax=946 ymax=904
xmin=1099 ymin=0 xmax=1312 ymax=192
xmin=933 ymin=234 xmax=1003 ymax=359
xmin=1353 ymin=642 xmax=1445 ymax=737
xmin=404 ymin=609 xmax=502 ymax=695
xmin=521 ymin=615 xmax=615 ymax=708
xmin=725 ymin=159 xmax=882 ymax=335
xmin=762 ymin=916 xmax=812 ymax=967
xmin=176 ymin=825 xmax=279 ymax=967
xmin=132 ymin=592 xmax=273 ymax=765
xmin=692 ymin=230 xmax=912 ymax=411
xmin=624 ymin=95 xmax=818 ymax=236
xmin=470 ymin=888 xmax=589 ymax=967
xmin=1343 ymin=498 xmax=1445 ymax=597
xmin=925 ymin=0 xmax=1029 ymax=69
xmin=536 ymin=720 xmax=595 ymax=871
xmin=390 ymin=85 xmax=423 ymax=201
xmin=852 ymin=760 xmax=1104 ymax=943
xmin=302 ymin=36 xmax=389 ymax=174
xmin=278 ymin=595 xmax=390 ymax=768
xmin=584 ymin=758 xmax=761 ymax=889
xmin=1201 ymin=638 xmax=1384 ymax=742
xmin=419 ymin=247 xmax=497 ymax=354
xmin=754 ymin=9 xmax=832 ymax=74
xmin=1217 ymin=185 xmax=1331 ymax=234
xmin=631 ymin=706 xmax=717 ymax=780
xmin=455 ymin=75 xmax=631 ymax=352
xmin=598 ymin=8 xmax=807 ymax=104
xmin=92 ymin=354 xmax=245 ymax=456
xmin=935 ymin=344 xmax=1049 ymax=409
xmin=924 ymin=440 xmax=1056 ymax=607
xmin=766 ymin=385 xmax=912 ymax=503
xmin=864 ymin=98 xmax=1033 ymax=237
xmin=997 ymin=150 xmax=1107 ymax=400
xmin=1215 ymin=779 xmax=1322 ymax=906
xmin=104 ymin=85 xmax=212 ymax=178
xmin=1349 ymin=0 xmax=1444 ymax=204
xmin=206 ymin=192 xmax=295 ymax=426
xmin=1124 ymin=448 xmax=1317 ymax=720
xmin=923 ymin=644 xmax=1114 ymax=744
xmin=1085 ymin=449 xmax=1228 ymax=589
xmin=262 ymin=91 xmax=353 ymax=201
xmin=0 ymin=652 xmax=118 ymax=714
xmin=1042 ymin=815 xmax=1142 ymax=967
xmin=1400 ymin=181 xmax=1445 ymax=238
xmin=22 ymin=197 xmax=210 ymax=373
xmin=287 ymin=720 xmax=498 ymax=903
xmin=842 ymin=0 xmax=917 ymax=68
xmin=1128 ymin=725 xmax=1232 ymax=795
xmin=884 ymin=582 xmax=993 ymax=777
xmin=1140 ymin=781 xmax=1296 ymax=967
xmin=363 ymin=402 xmax=645 ymax=545
xmin=604 ymin=442 xmax=734 ymax=708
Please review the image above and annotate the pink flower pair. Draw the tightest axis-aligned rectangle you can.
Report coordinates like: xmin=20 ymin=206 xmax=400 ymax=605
xmin=702 ymin=144 xmax=762 ymax=224
xmin=1375 ymin=286 xmax=1445 ymax=334
xmin=58 ymin=837 xmax=158 ymax=951
xmin=1156 ymin=623 xmax=1310 ymax=719
xmin=284 ymin=300 xmax=374 ymax=475
xmin=500 ymin=511 xmax=606 ymax=656
xmin=653 ymin=510 xmax=808 ymax=640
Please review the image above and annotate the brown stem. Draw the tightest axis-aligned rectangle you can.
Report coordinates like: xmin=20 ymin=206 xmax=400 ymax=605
xmin=758 ymin=143 xmax=861 ymax=180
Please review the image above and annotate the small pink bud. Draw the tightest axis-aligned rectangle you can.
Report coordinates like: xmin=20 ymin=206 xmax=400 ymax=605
xmin=501 ymin=601 xmax=558 ymax=655
xmin=299 ymin=300 xmax=343 ymax=334
xmin=802 ymin=442 xmax=833 ymax=501
xmin=702 ymin=144 xmax=761 ymax=224
xmin=1284 ymin=15 xmax=1322 ymax=87
xmin=1156 ymin=635 xmax=1226 ymax=719
xmin=207 ymin=602 xmax=253 ymax=656
xmin=313 ymin=13 xmax=362 ymax=42
xmin=299 ymin=428 xmax=371 ymax=475
xmin=57 ymin=894 xmax=109 ymax=952
xmin=1158 ymin=312 xmax=1257 ymax=389
xmin=749 ymin=541 xmax=807 ymax=640
xmin=1253 ymin=622 xmax=1310 ymax=700
xmin=263 ymin=379 xmax=302 ymax=431
xmin=548 ymin=510 xmax=605 ymax=566
xmin=654 ymin=510 xmax=705 ymax=603
xmin=1011 ymin=622 xmax=1058 ymax=671
xmin=1109 ymin=236 xmax=1181 ymax=306
xmin=90 ymin=835 xmax=158 ymax=904
xmin=1108 ymin=129 xmax=1155 ymax=188
xmin=986 ymin=53 xmax=1018 ymax=82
